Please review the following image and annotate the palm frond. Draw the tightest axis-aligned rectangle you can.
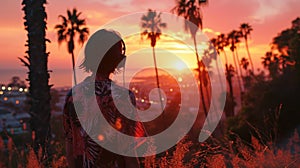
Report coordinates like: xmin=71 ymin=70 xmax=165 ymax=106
xmin=67 ymin=9 xmax=72 ymax=20
xmin=140 ymin=9 xmax=167 ymax=47
xmin=54 ymin=24 xmax=65 ymax=30
xmin=160 ymin=23 xmax=167 ymax=28
xmin=141 ymin=30 xmax=148 ymax=36
xmin=57 ymin=35 xmax=66 ymax=44
xmin=78 ymin=28 xmax=89 ymax=45
xmin=58 ymin=15 xmax=68 ymax=27
xmin=18 ymin=57 xmax=30 ymax=68
xmin=141 ymin=15 xmax=149 ymax=22
xmin=76 ymin=11 xmax=82 ymax=19
xmin=76 ymin=19 xmax=86 ymax=26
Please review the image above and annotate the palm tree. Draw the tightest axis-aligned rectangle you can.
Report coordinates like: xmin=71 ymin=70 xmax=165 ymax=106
xmin=262 ymin=51 xmax=280 ymax=79
xmin=210 ymin=38 xmax=224 ymax=92
xmin=240 ymin=23 xmax=254 ymax=72
xmin=141 ymin=9 xmax=167 ymax=112
xmin=228 ymin=30 xmax=244 ymax=94
xmin=240 ymin=57 xmax=253 ymax=90
xmin=217 ymin=33 xmax=229 ymax=65
xmin=235 ymin=41 xmax=245 ymax=78
xmin=172 ymin=0 xmax=209 ymax=117
xmin=224 ymin=64 xmax=236 ymax=117
xmin=55 ymin=8 xmax=89 ymax=85
xmin=21 ymin=0 xmax=51 ymax=165
xmin=214 ymin=34 xmax=236 ymax=117
xmin=240 ymin=57 xmax=249 ymax=72
xmin=272 ymin=19 xmax=300 ymax=74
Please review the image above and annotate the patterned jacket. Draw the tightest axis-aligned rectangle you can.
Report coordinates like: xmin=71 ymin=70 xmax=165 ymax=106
xmin=63 ymin=77 xmax=145 ymax=167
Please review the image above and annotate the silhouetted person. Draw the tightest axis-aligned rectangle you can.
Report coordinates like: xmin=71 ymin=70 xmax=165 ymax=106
xmin=63 ymin=29 xmax=144 ymax=168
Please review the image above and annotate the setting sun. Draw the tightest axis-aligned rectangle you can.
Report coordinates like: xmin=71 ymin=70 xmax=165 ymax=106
xmin=173 ymin=61 xmax=186 ymax=71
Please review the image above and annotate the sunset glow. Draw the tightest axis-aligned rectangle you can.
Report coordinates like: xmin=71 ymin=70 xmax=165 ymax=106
xmin=173 ymin=61 xmax=186 ymax=71
xmin=0 ymin=1 xmax=299 ymax=166
xmin=0 ymin=0 xmax=299 ymax=86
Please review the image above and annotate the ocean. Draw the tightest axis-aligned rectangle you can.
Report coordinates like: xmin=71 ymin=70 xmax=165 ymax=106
xmin=0 ymin=68 xmax=73 ymax=88
xmin=0 ymin=68 xmax=174 ymax=88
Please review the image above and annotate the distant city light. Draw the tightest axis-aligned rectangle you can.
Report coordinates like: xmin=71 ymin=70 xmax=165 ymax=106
xmin=141 ymin=99 xmax=145 ymax=103
xmin=23 ymin=123 xmax=27 ymax=130
xmin=115 ymin=118 xmax=122 ymax=130
xmin=7 ymin=87 xmax=12 ymax=91
xmin=178 ymin=77 xmax=183 ymax=82
xmin=3 ymin=97 xmax=8 ymax=101
xmin=170 ymin=88 xmax=173 ymax=92
xmin=19 ymin=88 xmax=24 ymax=92
xmin=1 ymin=86 xmax=5 ymax=90
xmin=0 ymin=91 xmax=3 ymax=95
xmin=16 ymin=100 xmax=20 ymax=104
xmin=98 ymin=134 xmax=104 ymax=141
xmin=31 ymin=131 xmax=35 ymax=140
xmin=24 ymin=88 xmax=28 ymax=92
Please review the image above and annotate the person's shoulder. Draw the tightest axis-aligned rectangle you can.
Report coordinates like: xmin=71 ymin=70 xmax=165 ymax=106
xmin=66 ymin=89 xmax=72 ymax=98
xmin=111 ymin=83 xmax=136 ymax=106
xmin=65 ymin=77 xmax=94 ymax=100
xmin=111 ymin=82 xmax=135 ymax=96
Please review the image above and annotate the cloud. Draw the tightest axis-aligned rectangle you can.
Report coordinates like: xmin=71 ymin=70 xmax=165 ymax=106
xmin=129 ymin=0 xmax=175 ymax=12
xmin=1 ymin=0 xmax=299 ymax=70
xmin=252 ymin=0 xmax=298 ymax=23
xmin=203 ymin=28 xmax=220 ymax=36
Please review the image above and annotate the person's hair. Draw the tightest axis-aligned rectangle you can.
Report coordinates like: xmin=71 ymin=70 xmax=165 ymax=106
xmin=80 ymin=29 xmax=124 ymax=74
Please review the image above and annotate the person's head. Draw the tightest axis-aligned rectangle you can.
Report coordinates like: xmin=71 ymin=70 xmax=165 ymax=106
xmin=80 ymin=29 xmax=126 ymax=76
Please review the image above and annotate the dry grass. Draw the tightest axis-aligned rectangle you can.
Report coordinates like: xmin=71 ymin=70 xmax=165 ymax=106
xmin=143 ymin=130 xmax=300 ymax=168
xmin=0 ymin=130 xmax=298 ymax=167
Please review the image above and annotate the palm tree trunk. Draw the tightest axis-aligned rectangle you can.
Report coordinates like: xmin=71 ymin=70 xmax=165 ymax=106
xmin=193 ymin=36 xmax=208 ymax=117
xmin=235 ymin=49 xmax=244 ymax=77
xmin=223 ymin=49 xmax=236 ymax=116
xmin=223 ymin=49 xmax=228 ymax=65
xmin=22 ymin=0 xmax=51 ymax=165
xmin=189 ymin=36 xmax=209 ymax=140
xmin=223 ymin=50 xmax=232 ymax=95
xmin=245 ymin=39 xmax=254 ymax=72
xmin=225 ymin=64 xmax=234 ymax=97
xmin=225 ymin=64 xmax=235 ymax=117
xmin=232 ymin=50 xmax=243 ymax=99
xmin=204 ymin=74 xmax=220 ymax=123
xmin=223 ymin=51 xmax=231 ymax=92
xmin=152 ymin=47 xmax=164 ymax=112
xmin=215 ymin=58 xmax=224 ymax=92
xmin=71 ymin=51 xmax=77 ymax=85
xmin=235 ymin=49 xmax=244 ymax=91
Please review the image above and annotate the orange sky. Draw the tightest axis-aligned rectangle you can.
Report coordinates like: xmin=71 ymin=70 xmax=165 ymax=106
xmin=1 ymin=0 xmax=299 ymax=72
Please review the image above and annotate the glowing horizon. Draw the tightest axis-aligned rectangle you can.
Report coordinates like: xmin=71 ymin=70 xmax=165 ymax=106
xmin=1 ymin=0 xmax=299 ymax=73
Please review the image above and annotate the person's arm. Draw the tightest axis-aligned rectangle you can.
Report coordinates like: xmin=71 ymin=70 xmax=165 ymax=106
xmin=63 ymin=93 xmax=83 ymax=168
xmin=65 ymin=140 xmax=76 ymax=168
xmin=63 ymin=98 xmax=75 ymax=167
xmin=127 ymin=91 xmax=145 ymax=167
xmin=124 ymin=156 xmax=141 ymax=168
